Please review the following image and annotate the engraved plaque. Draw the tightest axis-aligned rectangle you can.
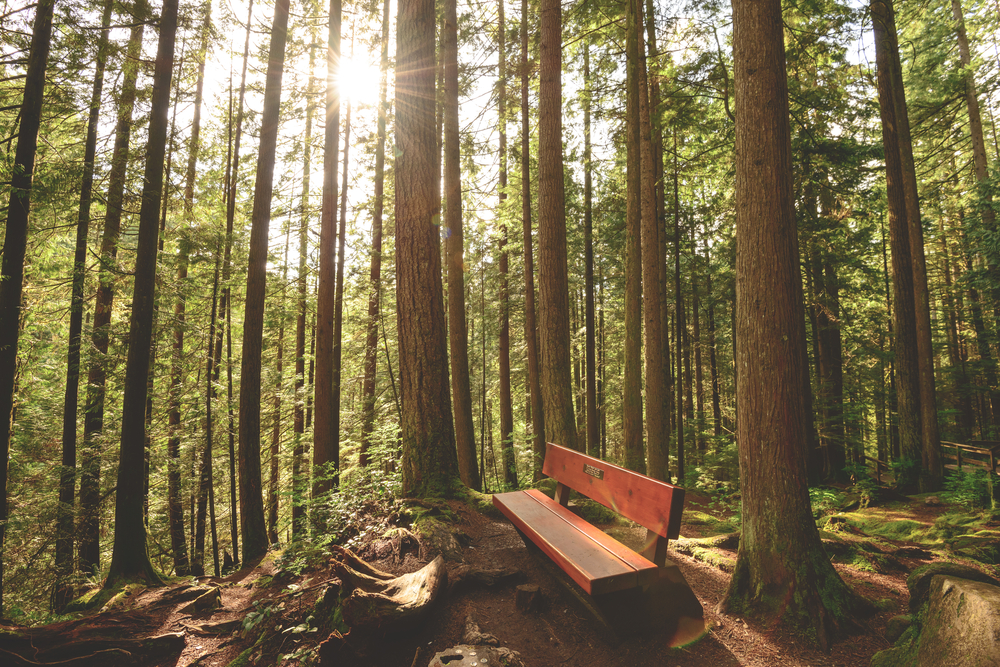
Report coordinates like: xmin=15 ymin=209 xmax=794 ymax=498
xmin=583 ymin=463 xmax=605 ymax=480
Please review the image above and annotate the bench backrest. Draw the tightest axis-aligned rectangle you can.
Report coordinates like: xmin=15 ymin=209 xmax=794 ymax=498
xmin=542 ymin=442 xmax=684 ymax=540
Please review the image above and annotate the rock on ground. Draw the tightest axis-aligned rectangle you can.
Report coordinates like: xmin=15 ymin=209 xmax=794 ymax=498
xmin=916 ymin=575 xmax=1000 ymax=667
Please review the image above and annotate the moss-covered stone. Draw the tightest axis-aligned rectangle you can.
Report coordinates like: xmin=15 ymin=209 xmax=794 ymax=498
xmin=461 ymin=487 xmax=503 ymax=519
xmin=906 ymin=562 xmax=1000 ymax=613
xmin=672 ymin=535 xmax=739 ymax=572
xmin=914 ymin=576 xmax=1000 ymax=666
xmin=871 ymin=620 xmax=921 ymax=667
xmin=884 ymin=614 xmax=912 ymax=643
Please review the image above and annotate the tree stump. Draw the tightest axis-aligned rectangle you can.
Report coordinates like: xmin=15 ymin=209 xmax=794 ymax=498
xmin=515 ymin=584 xmax=540 ymax=613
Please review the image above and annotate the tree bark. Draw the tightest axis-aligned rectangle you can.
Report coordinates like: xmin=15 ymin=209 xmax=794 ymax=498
xmin=952 ymin=0 xmax=1000 ymax=432
xmin=314 ymin=0 xmax=342 ymax=502
xmin=80 ymin=1 xmax=147 ymax=576
xmin=871 ymin=0 xmax=923 ymax=491
xmin=332 ymin=76 xmax=352 ymax=493
xmin=622 ymin=1 xmax=644 ymax=473
xmin=200 ymin=252 xmax=222 ymax=576
xmin=498 ymin=0 xmax=517 ymax=487
xmin=166 ymin=234 xmax=191 ymax=576
xmin=720 ymin=0 xmax=867 ymax=647
xmin=634 ymin=0 xmax=667 ymax=480
xmin=705 ymin=239 xmax=722 ymax=439
xmin=238 ymin=0 xmax=291 ymax=563
xmin=537 ymin=0 xmax=577 ymax=452
xmin=184 ymin=0 xmax=212 ymax=575
xmin=886 ymin=0 xmax=940 ymax=490
xmin=268 ymin=230 xmax=290 ymax=546
xmin=444 ymin=0 xmax=480 ymax=490
xmin=583 ymin=45 xmax=598 ymax=459
xmin=673 ymin=131 xmax=685 ymax=482
xmin=294 ymin=34 xmax=317 ymax=536
xmin=520 ymin=0 xmax=545 ymax=478
xmin=397 ymin=0 xmax=462 ymax=497
xmin=106 ymin=0 xmax=181 ymax=587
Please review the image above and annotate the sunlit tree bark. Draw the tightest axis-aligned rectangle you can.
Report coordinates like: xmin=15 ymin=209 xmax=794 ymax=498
xmin=719 ymin=0 xmax=869 ymax=647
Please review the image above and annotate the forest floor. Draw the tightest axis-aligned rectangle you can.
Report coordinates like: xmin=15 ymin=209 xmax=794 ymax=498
xmin=2 ymin=487 xmax=998 ymax=667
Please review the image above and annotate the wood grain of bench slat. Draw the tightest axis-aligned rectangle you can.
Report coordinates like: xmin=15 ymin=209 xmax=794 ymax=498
xmin=493 ymin=489 xmax=659 ymax=595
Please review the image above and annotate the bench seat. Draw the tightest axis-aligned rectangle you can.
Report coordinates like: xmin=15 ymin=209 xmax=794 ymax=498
xmin=493 ymin=488 xmax=659 ymax=595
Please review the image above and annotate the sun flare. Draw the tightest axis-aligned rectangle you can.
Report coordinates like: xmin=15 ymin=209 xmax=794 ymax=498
xmin=338 ymin=51 xmax=384 ymax=106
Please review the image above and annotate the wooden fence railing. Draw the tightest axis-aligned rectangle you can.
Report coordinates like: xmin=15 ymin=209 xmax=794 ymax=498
xmin=940 ymin=440 xmax=1000 ymax=477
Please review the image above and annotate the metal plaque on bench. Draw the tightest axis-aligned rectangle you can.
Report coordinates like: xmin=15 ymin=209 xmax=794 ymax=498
xmin=583 ymin=463 xmax=605 ymax=480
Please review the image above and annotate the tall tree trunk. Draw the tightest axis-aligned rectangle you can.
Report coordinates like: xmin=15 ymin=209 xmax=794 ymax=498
xmin=634 ymin=0 xmax=666 ymax=480
xmin=314 ymin=0 xmax=342 ymax=501
xmin=152 ymin=42 xmax=185 ymax=530
xmin=183 ymin=0 xmax=213 ymax=575
xmin=360 ymin=0 xmax=391 ymax=468
xmin=199 ymin=251 xmax=222 ymax=576
xmin=645 ymin=0 xmax=671 ymax=453
xmin=397 ymin=0 xmax=461 ymax=497
xmin=598 ymin=271 xmax=607 ymax=458
xmin=939 ymin=214 xmax=976 ymax=439
xmin=583 ymin=45 xmax=598 ymax=459
xmin=332 ymin=83 xmax=352 ymax=490
xmin=293 ymin=35 xmax=317 ymax=535
xmin=498 ymin=0 xmax=517 ymax=487
xmin=268 ymin=230 xmax=290 ymax=545
xmin=952 ymin=0 xmax=999 ymax=282
xmin=871 ymin=0 xmax=923 ymax=491
xmin=705 ymin=239 xmax=722 ymax=439
xmin=673 ymin=131 xmax=685 ymax=482
xmin=693 ymin=237 xmax=705 ymax=456
xmin=80 ymin=1 xmax=147 ymax=576
xmin=960 ymin=223 xmax=1000 ymax=426
xmin=520 ymin=0 xmax=545 ymax=478
xmin=106 ymin=0 xmax=180 ymax=587
xmin=0 ymin=0 xmax=55 ymax=613
xmin=720 ymin=0 xmax=866 ymax=645
xmin=238 ymin=0 xmax=291 ymax=563
xmin=537 ymin=0 xmax=577 ymax=452
xmin=952 ymin=0 xmax=1000 ymax=432
xmin=166 ymin=233 xmax=191 ymax=576
xmin=443 ymin=1 xmax=480 ymax=489
xmin=56 ymin=0 xmax=113 ymax=607
xmin=218 ymin=0 xmax=254 ymax=566
xmin=886 ymin=0 xmax=941 ymax=490
xmin=623 ymin=0 xmax=644 ymax=473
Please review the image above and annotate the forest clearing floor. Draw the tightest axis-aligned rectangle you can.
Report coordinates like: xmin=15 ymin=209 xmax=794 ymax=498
xmin=2 ymin=488 xmax=998 ymax=667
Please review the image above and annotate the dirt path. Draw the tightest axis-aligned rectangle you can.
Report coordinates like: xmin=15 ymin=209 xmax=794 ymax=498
xmin=2 ymin=493 xmax=969 ymax=666
xmin=356 ymin=499 xmax=908 ymax=667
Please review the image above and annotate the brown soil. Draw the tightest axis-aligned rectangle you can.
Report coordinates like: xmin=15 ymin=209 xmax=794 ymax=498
xmin=3 ymin=493 xmax=994 ymax=667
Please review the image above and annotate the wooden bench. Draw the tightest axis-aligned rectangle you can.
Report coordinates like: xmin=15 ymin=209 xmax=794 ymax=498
xmin=493 ymin=443 xmax=705 ymax=644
